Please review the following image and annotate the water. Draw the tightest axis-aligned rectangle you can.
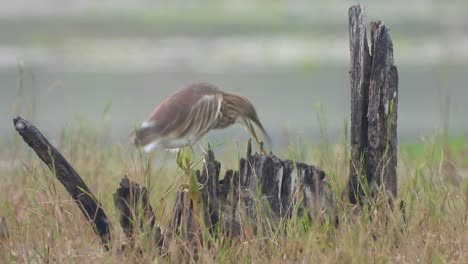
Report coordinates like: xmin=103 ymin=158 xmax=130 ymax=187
xmin=1 ymin=0 xmax=467 ymax=149
xmin=1 ymin=63 xmax=467 ymax=149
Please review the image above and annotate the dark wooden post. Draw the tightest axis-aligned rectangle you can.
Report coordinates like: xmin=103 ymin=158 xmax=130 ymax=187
xmin=348 ymin=5 xmax=399 ymax=205
xmin=348 ymin=5 xmax=371 ymax=205
xmin=13 ymin=116 xmax=112 ymax=250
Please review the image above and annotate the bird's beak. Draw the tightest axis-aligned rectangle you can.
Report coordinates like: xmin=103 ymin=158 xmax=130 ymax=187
xmin=246 ymin=120 xmax=261 ymax=145
xmin=245 ymin=119 xmax=271 ymax=153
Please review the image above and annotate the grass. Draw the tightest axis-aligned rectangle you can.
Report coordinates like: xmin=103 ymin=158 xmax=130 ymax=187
xmin=0 ymin=119 xmax=466 ymax=263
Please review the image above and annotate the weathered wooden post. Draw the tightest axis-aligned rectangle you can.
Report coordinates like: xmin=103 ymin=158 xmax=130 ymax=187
xmin=348 ymin=5 xmax=399 ymax=205
xmin=13 ymin=116 xmax=112 ymax=250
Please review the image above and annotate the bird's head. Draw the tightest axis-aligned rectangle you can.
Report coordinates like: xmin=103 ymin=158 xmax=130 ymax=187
xmin=223 ymin=92 xmax=272 ymax=149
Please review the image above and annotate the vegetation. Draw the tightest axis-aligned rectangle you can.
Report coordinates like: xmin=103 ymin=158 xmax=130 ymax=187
xmin=0 ymin=118 xmax=466 ymax=263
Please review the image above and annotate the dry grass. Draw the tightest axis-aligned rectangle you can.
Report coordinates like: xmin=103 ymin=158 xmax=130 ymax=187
xmin=0 ymin=125 xmax=467 ymax=263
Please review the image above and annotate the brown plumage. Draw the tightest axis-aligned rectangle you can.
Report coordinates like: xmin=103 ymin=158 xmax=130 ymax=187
xmin=132 ymin=82 xmax=271 ymax=152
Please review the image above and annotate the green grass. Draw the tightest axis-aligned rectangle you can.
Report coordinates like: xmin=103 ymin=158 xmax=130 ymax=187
xmin=0 ymin=120 xmax=466 ymax=263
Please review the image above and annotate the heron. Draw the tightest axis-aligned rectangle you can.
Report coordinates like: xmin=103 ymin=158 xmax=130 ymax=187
xmin=131 ymin=82 xmax=271 ymax=153
xmin=131 ymin=82 xmax=271 ymax=236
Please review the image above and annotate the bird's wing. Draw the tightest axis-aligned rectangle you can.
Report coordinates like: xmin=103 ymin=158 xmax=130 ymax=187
xmin=133 ymin=84 xmax=222 ymax=147
xmin=177 ymin=93 xmax=223 ymax=142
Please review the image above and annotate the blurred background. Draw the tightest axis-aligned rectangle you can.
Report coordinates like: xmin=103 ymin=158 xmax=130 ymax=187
xmin=1 ymin=0 xmax=467 ymax=149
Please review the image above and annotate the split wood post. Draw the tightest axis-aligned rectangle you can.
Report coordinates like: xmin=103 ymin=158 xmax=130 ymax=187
xmin=348 ymin=5 xmax=399 ymax=205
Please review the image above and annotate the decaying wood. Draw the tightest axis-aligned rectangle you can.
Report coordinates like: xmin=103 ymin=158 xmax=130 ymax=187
xmin=348 ymin=4 xmax=371 ymax=205
xmin=113 ymin=177 xmax=164 ymax=249
xmin=165 ymin=140 xmax=337 ymax=245
xmin=113 ymin=140 xmax=336 ymax=255
xmin=13 ymin=116 xmax=112 ymax=250
xmin=348 ymin=5 xmax=399 ymax=205
xmin=367 ymin=21 xmax=399 ymax=200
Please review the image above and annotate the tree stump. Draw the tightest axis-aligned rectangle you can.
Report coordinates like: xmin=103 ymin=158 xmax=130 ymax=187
xmin=115 ymin=141 xmax=337 ymax=256
xmin=348 ymin=4 xmax=399 ymax=205
xmin=163 ymin=140 xmax=337 ymax=249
